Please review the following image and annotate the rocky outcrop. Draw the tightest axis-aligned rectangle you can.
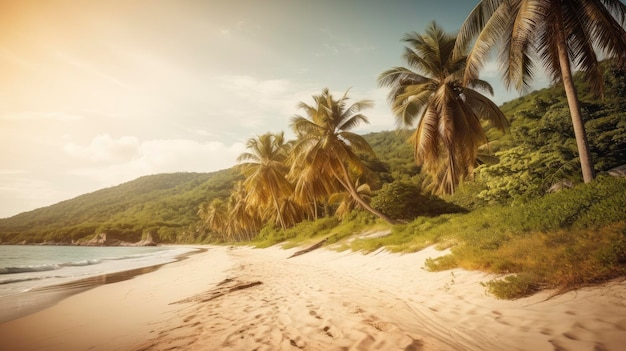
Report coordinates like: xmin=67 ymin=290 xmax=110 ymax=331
xmin=80 ymin=231 xmax=158 ymax=246
xmin=83 ymin=232 xmax=131 ymax=246
xmin=134 ymin=231 xmax=158 ymax=246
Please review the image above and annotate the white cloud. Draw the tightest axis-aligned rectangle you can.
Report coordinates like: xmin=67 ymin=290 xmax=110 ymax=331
xmin=64 ymin=134 xmax=140 ymax=163
xmin=66 ymin=138 xmax=245 ymax=188
xmin=206 ymin=75 xmax=320 ymax=131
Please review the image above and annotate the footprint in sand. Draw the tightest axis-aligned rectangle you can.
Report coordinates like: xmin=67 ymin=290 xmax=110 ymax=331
xmin=342 ymin=301 xmax=365 ymax=314
xmin=540 ymin=328 xmax=553 ymax=335
xmin=183 ymin=315 xmax=196 ymax=323
xmin=372 ymin=320 xmax=396 ymax=332
xmin=309 ymin=310 xmax=323 ymax=320
xmin=494 ymin=316 xmax=513 ymax=326
xmin=363 ymin=316 xmax=396 ymax=332
xmin=289 ymin=338 xmax=306 ymax=349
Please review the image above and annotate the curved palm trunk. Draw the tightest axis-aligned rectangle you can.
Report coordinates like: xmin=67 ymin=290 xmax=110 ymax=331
xmin=555 ymin=18 xmax=596 ymax=183
xmin=333 ymin=162 xmax=398 ymax=225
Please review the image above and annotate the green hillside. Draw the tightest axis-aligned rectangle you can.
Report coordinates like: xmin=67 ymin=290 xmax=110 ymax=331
xmin=0 ymin=169 xmax=240 ymax=244
xmin=461 ymin=60 xmax=626 ymax=206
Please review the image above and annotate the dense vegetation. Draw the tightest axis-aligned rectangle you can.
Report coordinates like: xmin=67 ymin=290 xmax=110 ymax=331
xmin=246 ymin=60 xmax=626 ymax=299
xmin=468 ymin=61 xmax=626 ymax=206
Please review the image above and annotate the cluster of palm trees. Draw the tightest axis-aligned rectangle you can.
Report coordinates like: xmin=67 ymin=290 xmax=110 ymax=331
xmin=200 ymin=0 xmax=626 ymax=240
xmin=199 ymin=89 xmax=394 ymax=241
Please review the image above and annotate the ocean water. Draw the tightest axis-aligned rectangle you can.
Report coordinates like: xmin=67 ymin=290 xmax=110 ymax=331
xmin=0 ymin=245 xmax=198 ymax=298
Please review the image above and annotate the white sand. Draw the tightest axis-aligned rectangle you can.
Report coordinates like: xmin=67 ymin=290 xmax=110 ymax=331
xmin=1 ymin=245 xmax=625 ymax=350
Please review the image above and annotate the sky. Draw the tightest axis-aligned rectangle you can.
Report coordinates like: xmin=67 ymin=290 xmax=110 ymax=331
xmin=0 ymin=0 xmax=547 ymax=218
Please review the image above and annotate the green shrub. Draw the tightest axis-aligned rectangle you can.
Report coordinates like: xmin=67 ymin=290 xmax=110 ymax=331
xmin=425 ymin=255 xmax=457 ymax=271
xmin=371 ymin=180 xmax=465 ymax=220
xmin=484 ymin=274 xmax=540 ymax=299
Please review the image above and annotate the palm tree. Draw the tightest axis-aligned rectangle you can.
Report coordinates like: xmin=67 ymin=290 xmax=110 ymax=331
xmin=329 ymin=180 xmax=372 ymax=220
xmin=456 ymin=0 xmax=626 ymax=183
xmin=289 ymin=155 xmax=340 ymax=220
xmin=199 ymin=198 xmax=230 ymax=240
xmin=237 ymin=132 xmax=294 ymax=230
xmin=227 ymin=181 xmax=262 ymax=240
xmin=276 ymin=196 xmax=308 ymax=228
xmin=378 ymin=22 xmax=509 ymax=195
xmin=290 ymin=88 xmax=396 ymax=224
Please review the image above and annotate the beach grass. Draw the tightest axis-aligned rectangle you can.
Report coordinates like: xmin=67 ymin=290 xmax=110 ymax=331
xmin=360 ymin=176 xmax=626 ymax=298
xmin=255 ymin=176 xmax=626 ymax=299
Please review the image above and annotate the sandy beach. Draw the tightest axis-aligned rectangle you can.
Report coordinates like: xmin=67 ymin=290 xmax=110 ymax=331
xmin=1 ymin=245 xmax=625 ymax=351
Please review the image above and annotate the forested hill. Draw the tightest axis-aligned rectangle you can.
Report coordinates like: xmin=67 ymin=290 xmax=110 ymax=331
xmin=0 ymin=169 xmax=240 ymax=244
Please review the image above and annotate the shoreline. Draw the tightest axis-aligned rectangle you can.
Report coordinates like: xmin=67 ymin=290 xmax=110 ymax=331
xmin=0 ymin=246 xmax=206 ymax=324
xmin=0 ymin=245 xmax=233 ymax=351
xmin=1 ymin=245 xmax=625 ymax=350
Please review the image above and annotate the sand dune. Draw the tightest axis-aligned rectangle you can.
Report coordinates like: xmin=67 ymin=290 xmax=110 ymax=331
xmin=1 ymin=245 xmax=625 ymax=350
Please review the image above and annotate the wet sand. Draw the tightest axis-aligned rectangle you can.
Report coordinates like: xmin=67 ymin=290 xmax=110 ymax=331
xmin=0 ymin=248 xmax=205 ymax=324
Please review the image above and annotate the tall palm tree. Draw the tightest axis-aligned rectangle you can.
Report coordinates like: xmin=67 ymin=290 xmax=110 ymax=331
xmin=456 ymin=0 xmax=626 ymax=183
xmin=290 ymin=88 xmax=396 ymax=224
xmin=378 ymin=22 xmax=509 ymax=195
xmin=237 ymin=132 xmax=294 ymax=230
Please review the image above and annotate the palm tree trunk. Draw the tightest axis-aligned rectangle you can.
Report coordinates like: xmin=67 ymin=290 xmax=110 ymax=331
xmin=272 ymin=194 xmax=287 ymax=230
xmin=555 ymin=17 xmax=596 ymax=183
xmin=313 ymin=197 xmax=318 ymax=220
xmin=334 ymin=162 xmax=398 ymax=225
xmin=323 ymin=201 xmax=330 ymax=218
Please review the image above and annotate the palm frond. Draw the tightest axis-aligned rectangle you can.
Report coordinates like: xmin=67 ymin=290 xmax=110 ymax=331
xmin=580 ymin=0 xmax=626 ymax=64
xmin=456 ymin=0 xmax=506 ymax=56
xmin=467 ymin=78 xmax=495 ymax=95
xmin=461 ymin=1 xmax=510 ymax=85
xmin=463 ymin=88 xmax=510 ymax=131
xmin=339 ymin=132 xmax=375 ymax=156
xmin=337 ymin=113 xmax=369 ymax=132
xmin=390 ymin=82 xmax=436 ymax=127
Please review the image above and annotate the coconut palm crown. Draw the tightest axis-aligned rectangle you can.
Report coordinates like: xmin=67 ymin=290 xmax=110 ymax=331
xmin=237 ymin=132 xmax=293 ymax=230
xmin=378 ymin=22 xmax=509 ymax=195
xmin=290 ymin=88 xmax=396 ymax=224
